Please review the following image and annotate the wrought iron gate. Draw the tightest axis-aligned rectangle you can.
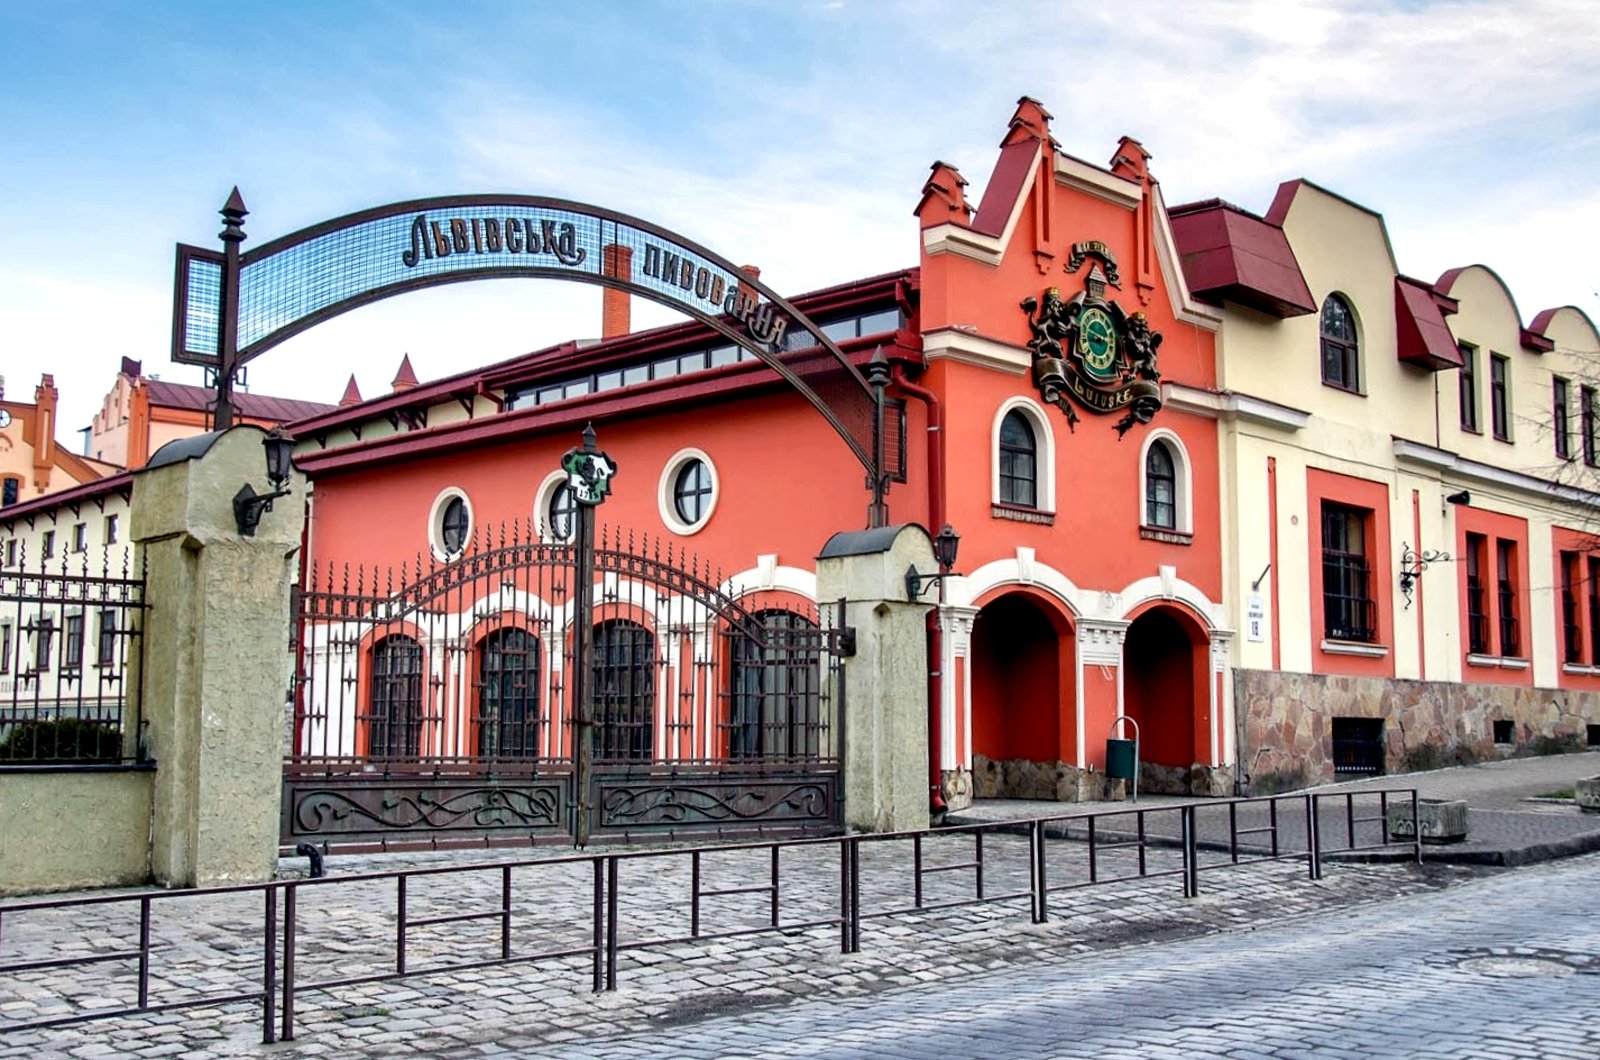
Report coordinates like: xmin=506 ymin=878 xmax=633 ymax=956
xmin=283 ymin=521 xmax=849 ymax=851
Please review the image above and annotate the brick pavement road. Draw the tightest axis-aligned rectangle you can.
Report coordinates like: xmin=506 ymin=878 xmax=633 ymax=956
xmin=535 ymin=850 xmax=1600 ymax=1060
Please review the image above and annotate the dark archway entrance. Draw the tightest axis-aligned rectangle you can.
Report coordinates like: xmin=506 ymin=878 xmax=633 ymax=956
xmin=1122 ymin=605 xmax=1208 ymax=793
xmin=969 ymin=591 xmax=1076 ymax=798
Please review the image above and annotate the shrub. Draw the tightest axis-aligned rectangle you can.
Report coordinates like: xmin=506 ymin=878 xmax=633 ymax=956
xmin=0 ymin=718 xmax=124 ymax=762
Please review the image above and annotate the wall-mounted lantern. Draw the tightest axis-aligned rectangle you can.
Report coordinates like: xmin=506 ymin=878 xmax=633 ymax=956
xmin=1398 ymin=541 xmax=1451 ymax=610
xmin=233 ymin=427 xmax=295 ymax=536
xmin=905 ymin=524 xmax=961 ymax=602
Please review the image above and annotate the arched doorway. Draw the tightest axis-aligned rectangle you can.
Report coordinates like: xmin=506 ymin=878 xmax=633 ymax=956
xmin=1122 ymin=605 xmax=1208 ymax=793
xmin=969 ymin=590 xmax=1076 ymax=798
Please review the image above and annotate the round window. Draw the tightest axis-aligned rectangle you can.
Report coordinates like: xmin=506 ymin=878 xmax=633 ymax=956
xmin=547 ymin=482 xmax=576 ymax=542
xmin=673 ymin=459 xmax=712 ymax=525
xmin=440 ymin=496 xmax=470 ymax=554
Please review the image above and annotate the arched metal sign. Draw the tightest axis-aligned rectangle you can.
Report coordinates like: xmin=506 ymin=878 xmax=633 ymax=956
xmin=172 ymin=191 xmax=885 ymax=513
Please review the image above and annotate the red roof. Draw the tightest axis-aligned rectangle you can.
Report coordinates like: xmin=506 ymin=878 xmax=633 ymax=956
xmin=144 ymin=379 xmax=335 ymax=423
xmin=1168 ymin=200 xmax=1315 ymax=318
xmin=1394 ymin=277 xmax=1462 ymax=371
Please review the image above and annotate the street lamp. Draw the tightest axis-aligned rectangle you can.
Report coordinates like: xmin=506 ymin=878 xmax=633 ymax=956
xmin=905 ymin=524 xmax=961 ymax=602
xmin=233 ymin=427 xmax=296 ymax=536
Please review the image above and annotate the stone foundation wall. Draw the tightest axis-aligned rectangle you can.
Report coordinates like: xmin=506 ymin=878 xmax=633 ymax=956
xmin=1236 ymin=668 xmax=1600 ymax=795
xmin=969 ymin=754 xmax=1233 ymax=800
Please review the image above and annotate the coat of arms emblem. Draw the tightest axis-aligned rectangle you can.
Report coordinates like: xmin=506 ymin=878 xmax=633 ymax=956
xmin=1020 ymin=245 xmax=1164 ymax=437
xmin=561 ymin=425 xmax=617 ymax=505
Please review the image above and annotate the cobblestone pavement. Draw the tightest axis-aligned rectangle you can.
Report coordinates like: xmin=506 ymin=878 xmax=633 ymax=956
xmin=956 ymin=754 xmax=1600 ymax=865
xmin=0 ymin=831 xmax=1480 ymax=1058
xmin=525 ymin=850 xmax=1600 ymax=1059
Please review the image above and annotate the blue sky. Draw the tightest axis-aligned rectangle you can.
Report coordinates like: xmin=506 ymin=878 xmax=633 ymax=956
xmin=2 ymin=0 xmax=1596 ymax=437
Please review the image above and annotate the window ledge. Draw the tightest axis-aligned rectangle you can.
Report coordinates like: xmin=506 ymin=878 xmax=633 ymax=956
xmin=1320 ymin=639 xmax=1389 ymax=658
xmin=1468 ymin=653 xmax=1530 ymax=670
xmin=991 ymin=503 xmax=1054 ymax=526
xmin=1321 ymin=381 xmax=1365 ymax=397
xmin=1562 ymin=663 xmax=1600 ymax=676
xmin=1139 ymin=526 xmax=1193 ymax=545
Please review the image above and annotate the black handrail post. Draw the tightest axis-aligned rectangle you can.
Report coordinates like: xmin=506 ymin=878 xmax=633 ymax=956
xmin=281 ymin=882 xmax=298 ymax=1042
xmin=1030 ymin=820 xmax=1048 ymax=924
xmin=838 ymin=838 xmax=850 ymax=953
xmin=1380 ymin=790 xmax=1390 ymax=844
xmin=1269 ymin=797 xmax=1280 ymax=858
xmin=691 ymin=850 xmax=702 ymax=938
xmin=261 ymin=888 xmax=276 ymax=1044
xmin=1181 ymin=805 xmax=1199 ymax=898
xmin=769 ymin=845 xmax=781 ymax=928
xmin=605 ymin=855 xmax=620 ymax=990
xmin=1410 ymin=790 xmax=1423 ymax=864
xmin=912 ymin=833 xmax=924 ymax=909
xmin=137 ymin=895 xmax=151 ymax=1010
xmin=848 ymin=837 xmax=862 ymax=954
xmin=395 ymin=875 xmax=408 ymax=975
xmin=1087 ymin=816 xmax=1098 ymax=884
xmin=500 ymin=864 xmax=513 ymax=961
xmin=1347 ymin=793 xmax=1357 ymax=848
xmin=590 ymin=857 xmax=605 ymax=993
xmin=1228 ymin=801 xmax=1239 ymax=864
xmin=1306 ymin=793 xmax=1322 ymax=881
xmin=974 ymin=831 xmax=985 ymax=901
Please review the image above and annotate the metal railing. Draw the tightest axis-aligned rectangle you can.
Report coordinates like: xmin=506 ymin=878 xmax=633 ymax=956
xmin=0 ymin=789 xmax=1420 ymax=1043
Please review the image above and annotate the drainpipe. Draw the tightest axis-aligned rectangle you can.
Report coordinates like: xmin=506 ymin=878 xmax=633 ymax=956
xmin=891 ymin=365 xmax=947 ymax=817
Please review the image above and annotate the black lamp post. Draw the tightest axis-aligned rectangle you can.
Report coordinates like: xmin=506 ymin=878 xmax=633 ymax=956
xmin=234 ymin=427 xmax=296 ymax=536
xmin=905 ymin=524 xmax=961 ymax=602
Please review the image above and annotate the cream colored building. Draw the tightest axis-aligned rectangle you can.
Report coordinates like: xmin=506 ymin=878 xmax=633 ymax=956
xmin=1170 ymin=180 xmax=1600 ymax=790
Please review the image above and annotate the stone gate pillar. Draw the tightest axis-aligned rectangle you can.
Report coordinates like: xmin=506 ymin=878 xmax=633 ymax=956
xmin=131 ymin=427 xmax=305 ymax=887
xmin=817 ymin=525 xmax=935 ymax=833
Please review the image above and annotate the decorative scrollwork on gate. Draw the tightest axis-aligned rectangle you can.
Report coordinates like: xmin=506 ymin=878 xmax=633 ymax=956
xmin=597 ymin=778 xmax=836 ymax=827
xmin=289 ymin=783 xmax=563 ymax=835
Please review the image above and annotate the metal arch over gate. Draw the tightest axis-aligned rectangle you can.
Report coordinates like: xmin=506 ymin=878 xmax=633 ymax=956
xmin=171 ymin=191 xmax=887 ymax=517
xmin=285 ymin=517 xmax=850 ymax=852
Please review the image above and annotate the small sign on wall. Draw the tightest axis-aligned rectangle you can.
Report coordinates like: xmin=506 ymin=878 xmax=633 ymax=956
xmin=1246 ymin=593 xmax=1266 ymax=642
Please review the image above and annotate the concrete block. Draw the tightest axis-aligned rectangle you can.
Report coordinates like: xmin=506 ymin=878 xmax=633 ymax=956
xmin=1386 ymin=797 xmax=1469 ymax=843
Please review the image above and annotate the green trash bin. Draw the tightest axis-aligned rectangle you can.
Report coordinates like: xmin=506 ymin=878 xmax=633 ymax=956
xmin=1105 ymin=738 xmax=1137 ymax=781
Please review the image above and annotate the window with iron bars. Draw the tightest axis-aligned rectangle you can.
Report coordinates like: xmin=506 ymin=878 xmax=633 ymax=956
xmin=593 ymin=619 xmax=655 ymax=761
xmin=1561 ymin=551 xmax=1582 ymax=664
xmin=1496 ymin=539 xmax=1520 ymax=657
xmin=727 ymin=611 xmax=822 ymax=760
xmin=1322 ymin=503 xmax=1375 ymax=642
xmin=474 ymin=627 xmax=541 ymax=758
xmin=1464 ymin=534 xmax=1490 ymax=654
xmin=366 ymin=635 xmax=424 ymax=758
xmin=1590 ymin=557 xmax=1600 ymax=666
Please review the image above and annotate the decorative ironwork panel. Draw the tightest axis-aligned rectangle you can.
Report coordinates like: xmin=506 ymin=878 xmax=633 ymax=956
xmin=282 ymin=774 xmax=571 ymax=845
xmin=589 ymin=767 xmax=840 ymax=836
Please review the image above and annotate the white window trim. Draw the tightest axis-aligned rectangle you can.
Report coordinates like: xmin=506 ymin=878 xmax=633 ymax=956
xmin=427 ymin=486 xmax=474 ymax=561
xmin=658 ymin=448 xmax=718 ymax=536
xmin=1137 ymin=428 xmax=1193 ymax=535
xmin=533 ymin=470 xmax=575 ymax=543
xmin=991 ymin=397 xmax=1055 ymax=512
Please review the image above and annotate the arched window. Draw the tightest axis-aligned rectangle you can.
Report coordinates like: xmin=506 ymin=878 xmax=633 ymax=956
xmin=366 ymin=635 xmax=423 ymax=759
xmin=475 ymin=628 xmax=540 ymax=758
xmin=592 ymin=619 xmax=655 ymax=761
xmin=1320 ymin=294 xmax=1359 ymax=392
xmin=728 ymin=611 xmax=822 ymax=760
xmin=998 ymin=410 xmax=1038 ymax=508
xmin=1145 ymin=441 xmax=1177 ymax=529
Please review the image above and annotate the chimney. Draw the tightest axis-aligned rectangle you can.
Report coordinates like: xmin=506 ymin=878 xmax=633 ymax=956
xmin=32 ymin=374 xmax=58 ymax=489
xmin=736 ymin=264 xmax=761 ymax=313
xmin=601 ymin=244 xmax=633 ymax=339
xmin=392 ymin=354 xmax=419 ymax=392
xmin=339 ymin=374 xmax=364 ymax=407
